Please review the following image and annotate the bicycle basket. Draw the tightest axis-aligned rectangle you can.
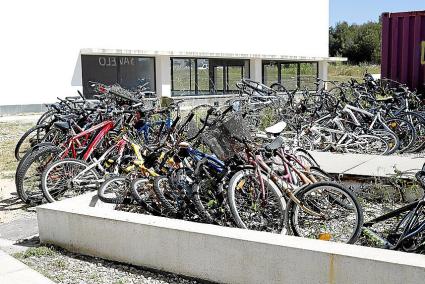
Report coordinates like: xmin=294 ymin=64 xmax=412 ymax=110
xmin=201 ymin=115 xmax=251 ymax=162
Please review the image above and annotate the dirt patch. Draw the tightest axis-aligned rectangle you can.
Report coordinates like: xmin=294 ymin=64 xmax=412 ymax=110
xmin=0 ymin=178 xmax=35 ymax=224
xmin=0 ymin=120 xmax=37 ymax=224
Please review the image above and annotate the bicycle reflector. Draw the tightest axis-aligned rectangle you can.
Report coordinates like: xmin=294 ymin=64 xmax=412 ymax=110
xmin=237 ymin=179 xmax=246 ymax=190
xmin=318 ymin=233 xmax=332 ymax=241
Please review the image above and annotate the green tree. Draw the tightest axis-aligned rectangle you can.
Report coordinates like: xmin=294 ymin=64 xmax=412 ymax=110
xmin=330 ymin=21 xmax=381 ymax=64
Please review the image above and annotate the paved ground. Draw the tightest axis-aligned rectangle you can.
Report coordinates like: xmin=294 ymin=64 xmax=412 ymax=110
xmin=0 ymin=250 xmax=54 ymax=284
xmin=310 ymin=151 xmax=424 ymax=178
xmin=0 ymin=113 xmax=39 ymax=245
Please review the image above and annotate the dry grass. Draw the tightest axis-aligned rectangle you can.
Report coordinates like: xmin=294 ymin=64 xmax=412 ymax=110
xmin=328 ymin=63 xmax=380 ymax=83
xmin=0 ymin=121 xmax=34 ymax=178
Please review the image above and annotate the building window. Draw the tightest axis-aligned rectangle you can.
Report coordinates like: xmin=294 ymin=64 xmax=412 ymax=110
xmin=280 ymin=63 xmax=298 ymax=90
xmin=171 ymin=58 xmax=249 ymax=96
xmin=299 ymin=62 xmax=318 ymax=90
xmin=171 ymin=59 xmax=196 ymax=96
xmin=262 ymin=61 xmax=318 ymax=91
xmin=197 ymin=59 xmax=210 ymax=95
xmin=81 ymin=55 xmax=155 ymax=98
xmin=263 ymin=62 xmax=279 ymax=86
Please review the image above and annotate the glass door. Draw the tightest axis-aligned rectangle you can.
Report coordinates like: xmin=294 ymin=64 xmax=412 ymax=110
xmin=212 ymin=66 xmax=224 ymax=94
xmin=209 ymin=59 xmax=249 ymax=94
xmin=227 ymin=66 xmax=243 ymax=91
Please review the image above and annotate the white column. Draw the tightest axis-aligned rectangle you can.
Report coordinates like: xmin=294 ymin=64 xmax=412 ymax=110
xmin=250 ymin=58 xmax=262 ymax=82
xmin=155 ymin=55 xmax=171 ymax=98
xmin=318 ymin=61 xmax=328 ymax=89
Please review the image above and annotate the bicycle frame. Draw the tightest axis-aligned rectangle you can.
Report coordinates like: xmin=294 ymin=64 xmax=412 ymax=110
xmin=308 ymin=123 xmax=364 ymax=151
xmin=243 ymin=148 xmax=322 ymax=217
xmin=61 ymin=120 xmax=115 ymax=161
xmin=137 ymin=112 xmax=173 ymax=142
xmin=343 ymin=104 xmax=392 ymax=132
xmin=186 ymin=147 xmax=225 ymax=173
xmin=72 ymin=138 xmax=128 ymax=186
xmin=363 ymin=197 xmax=425 ymax=250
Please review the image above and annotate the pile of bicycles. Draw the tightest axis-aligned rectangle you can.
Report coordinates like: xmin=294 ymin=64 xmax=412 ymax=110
xmin=14 ymin=80 xmax=365 ymax=245
xmin=254 ymin=74 xmax=425 ymax=155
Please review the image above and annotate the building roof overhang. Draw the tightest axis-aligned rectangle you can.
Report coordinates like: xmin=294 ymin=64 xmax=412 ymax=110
xmin=80 ymin=48 xmax=347 ymax=62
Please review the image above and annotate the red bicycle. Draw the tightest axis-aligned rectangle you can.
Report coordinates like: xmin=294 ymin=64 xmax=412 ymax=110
xmin=15 ymin=117 xmax=117 ymax=204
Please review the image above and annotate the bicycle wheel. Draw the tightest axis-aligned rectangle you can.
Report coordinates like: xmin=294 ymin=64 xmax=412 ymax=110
xmin=131 ymin=177 xmax=163 ymax=215
xmin=307 ymin=166 xmax=332 ymax=182
xmin=15 ymin=142 xmax=56 ymax=181
xmin=372 ymin=130 xmax=399 ymax=154
xmin=193 ymin=179 xmax=232 ymax=225
xmin=346 ymin=134 xmax=389 ymax=155
xmin=15 ymin=145 xmax=61 ymax=204
xmin=98 ymin=176 xmax=131 ymax=204
xmin=37 ymin=109 xmax=56 ymax=126
xmin=41 ymin=158 xmax=99 ymax=202
xmin=227 ymin=169 xmax=286 ymax=233
xmin=293 ymin=148 xmax=319 ymax=168
xmin=402 ymin=112 xmax=425 ymax=153
xmin=43 ymin=127 xmax=68 ymax=146
xmin=153 ymin=175 xmax=179 ymax=215
xmin=15 ymin=124 xmax=49 ymax=161
xmin=386 ymin=118 xmax=416 ymax=153
xmin=287 ymin=181 xmax=363 ymax=244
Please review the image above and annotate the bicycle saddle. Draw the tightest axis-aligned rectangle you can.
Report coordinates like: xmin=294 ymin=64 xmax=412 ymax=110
xmin=53 ymin=121 xmax=71 ymax=131
xmin=55 ymin=114 xmax=79 ymax=121
xmin=265 ymin=136 xmax=285 ymax=151
xmin=265 ymin=121 xmax=287 ymax=135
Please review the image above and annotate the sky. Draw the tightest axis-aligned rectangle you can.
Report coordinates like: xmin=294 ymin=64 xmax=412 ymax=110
xmin=330 ymin=0 xmax=425 ymax=26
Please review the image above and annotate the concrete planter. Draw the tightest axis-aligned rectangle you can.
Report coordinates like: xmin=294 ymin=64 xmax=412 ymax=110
xmin=37 ymin=193 xmax=425 ymax=284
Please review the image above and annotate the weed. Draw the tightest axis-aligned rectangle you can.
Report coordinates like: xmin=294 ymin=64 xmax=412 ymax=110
xmin=14 ymin=246 xmax=56 ymax=259
xmin=53 ymin=258 xmax=68 ymax=269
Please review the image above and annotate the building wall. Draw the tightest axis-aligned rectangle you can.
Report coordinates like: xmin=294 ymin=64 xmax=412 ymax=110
xmin=0 ymin=0 xmax=329 ymax=106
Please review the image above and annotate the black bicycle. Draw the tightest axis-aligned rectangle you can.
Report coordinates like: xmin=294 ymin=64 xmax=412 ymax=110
xmin=362 ymin=164 xmax=425 ymax=252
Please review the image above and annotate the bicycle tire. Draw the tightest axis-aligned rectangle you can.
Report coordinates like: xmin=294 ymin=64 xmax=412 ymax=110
xmin=130 ymin=177 xmax=162 ymax=215
xmin=286 ymin=181 xmax=363 ymax=244
xmin=227 ymin=169 xmax=286 ymax=233
xmin=36 ymin=109 xmax=56 ymax=126
xmin=153 ymin=175 xmax=179 ymax=215
xmin=98 ymin=175 xmax=130 ymax=204
xmin=307 ymin=166 xmax=332 ymax=182
xmin=293 ymin=148 xmax=320 ymax=168
xmin=402 ymin=112 xmax=425 ymax=153
xmin=15 ymin=145 xmax=61 ymax=204
xmin=15 ymin=142 xmax=56 ymax=183
xmin=371 ymin=130 xmax=399 ymax=155
xmin=192 ymin=179 xmax=231 ymax=225
xmin=348 ymin=134 xmax=389 ymax=155
xmin=41 ymin=158 xmax=98 ymax=202
xmin=386 ymin=118 xmax=416 ymax=153
xmin=14 ymin=124 xmax=48 ymax=161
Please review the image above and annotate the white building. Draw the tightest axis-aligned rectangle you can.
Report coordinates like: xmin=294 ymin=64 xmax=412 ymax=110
xmin=0 ymin=0 xmax=342 ymax=113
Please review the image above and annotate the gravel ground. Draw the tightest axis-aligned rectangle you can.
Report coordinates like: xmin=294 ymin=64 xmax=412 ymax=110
xmin=15 ymin=244 xmax=204 ymax=284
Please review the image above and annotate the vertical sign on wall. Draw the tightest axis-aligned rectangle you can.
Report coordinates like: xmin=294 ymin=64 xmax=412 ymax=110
xmin=422 ymin=41 xmax=425 ymax=65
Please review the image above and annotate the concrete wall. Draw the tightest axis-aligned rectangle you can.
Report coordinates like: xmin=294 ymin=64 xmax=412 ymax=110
xmin=0 ymin=0 xmax=329 ymax=106
xmin=0 ymin=104 xmax=46 ymax=116
xmin=37 ymin=193 xmax=425 ymax=284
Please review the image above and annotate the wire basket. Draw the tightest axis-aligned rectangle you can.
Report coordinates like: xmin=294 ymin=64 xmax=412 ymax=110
xmin=201 ymin=115 xmax=251 ymax=162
